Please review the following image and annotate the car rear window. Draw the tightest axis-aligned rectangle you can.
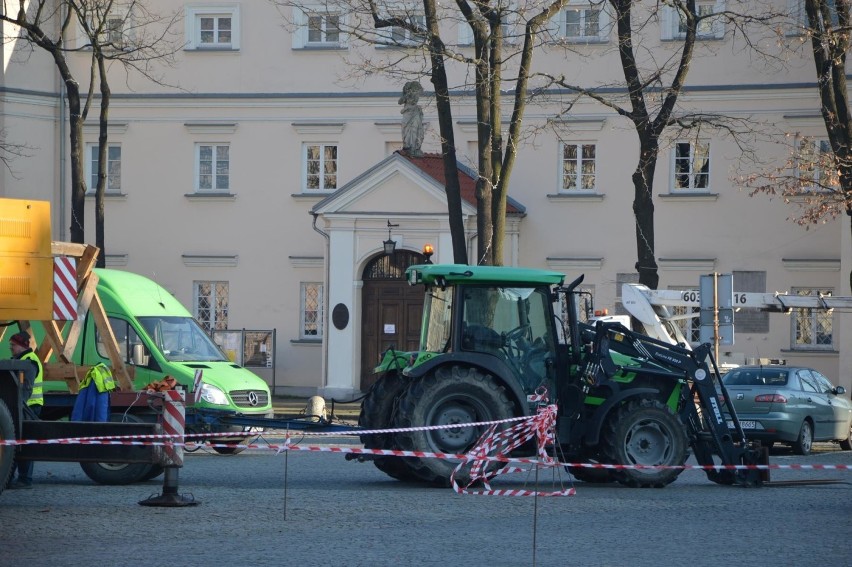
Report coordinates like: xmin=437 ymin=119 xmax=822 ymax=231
xmin=723 ymin=369 xmax=789 ymax=386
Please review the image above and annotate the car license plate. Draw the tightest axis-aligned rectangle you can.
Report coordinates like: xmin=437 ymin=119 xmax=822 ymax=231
xmin=727 ymin=420 xmax=756 ymax=429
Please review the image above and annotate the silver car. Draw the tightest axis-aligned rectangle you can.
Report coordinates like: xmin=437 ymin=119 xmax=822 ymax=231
xmin=722 ymin=366 xmax=852 ymax=455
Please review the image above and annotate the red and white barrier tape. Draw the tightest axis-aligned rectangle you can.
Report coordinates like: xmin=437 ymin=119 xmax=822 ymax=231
xmin=2 ymin=435 xmax=849 ymax=472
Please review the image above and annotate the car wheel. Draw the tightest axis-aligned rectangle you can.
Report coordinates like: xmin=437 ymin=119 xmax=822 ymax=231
xmin=791 ymin=420 xmax=813 ymax=456
xmin=840 ymin=423 xmax=852 ymax=451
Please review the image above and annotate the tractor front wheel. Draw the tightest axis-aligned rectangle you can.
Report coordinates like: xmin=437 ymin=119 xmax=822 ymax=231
xmin=600 ymin=398 xmax=688 ymax=488
xmin=393 ymin=365 xmax=514 ymax=487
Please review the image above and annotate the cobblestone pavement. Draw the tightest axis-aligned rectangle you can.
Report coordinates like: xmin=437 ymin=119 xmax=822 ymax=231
xmin=1 ymin=440 xmax=850 ymax=567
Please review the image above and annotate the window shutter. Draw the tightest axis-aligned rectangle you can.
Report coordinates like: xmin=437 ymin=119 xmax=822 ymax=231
xmin=338 ymin=14 xmax=349 ymax=48
xmin=660 ymin=5 xmax=674 ymax=40
xmin=544 ymin=9 xmax=562 ymax=41
xmin=599 ymin=5 xmax=613 ymax=41
xmin=712 ymin=0 xmax=726 ymax=39
xmin=458 ymin=20 xmax=474 ymax=46
xmin=292 ymin=8 xmax=307 ymax=49
xmin=787 ymin=0 xmax=805 ymax=34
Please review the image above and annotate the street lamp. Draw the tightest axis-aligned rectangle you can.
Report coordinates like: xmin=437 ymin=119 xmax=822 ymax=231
xmin=383 ymin=220 xmax=399 ymax=255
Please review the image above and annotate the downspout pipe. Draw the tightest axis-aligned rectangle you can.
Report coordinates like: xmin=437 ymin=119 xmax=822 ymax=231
xmin=311 ymin=212 xmax=331 ymax=392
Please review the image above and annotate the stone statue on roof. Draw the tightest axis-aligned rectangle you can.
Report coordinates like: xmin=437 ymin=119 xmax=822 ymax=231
xmin=399 ymin=81 xmax=425 ymax=157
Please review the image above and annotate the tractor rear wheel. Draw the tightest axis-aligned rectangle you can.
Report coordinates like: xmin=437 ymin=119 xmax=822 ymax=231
xmin=568 ymin=463 xmax=616 ymax=484
xmin=600 ymin=398 xmax=688 ymax=488
xmin=359 ymin=373 xmax=418 ymax=481
xmin=393 ymin=365 xmax=514 ymax=487
xmin=0 ymin=399 xmax=15 ymax=493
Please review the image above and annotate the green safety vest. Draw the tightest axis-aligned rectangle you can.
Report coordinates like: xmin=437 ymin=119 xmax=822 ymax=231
xmin=21 ymin=351 xmax=44 ymax=407
xmin=80 ymin=363 xmax=117 ymax=393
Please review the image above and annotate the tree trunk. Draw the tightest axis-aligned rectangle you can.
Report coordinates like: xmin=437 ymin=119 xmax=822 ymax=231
xmin=474 ymin=35 xmax=494 ymax=265
xmin=424 ymin=1 xmax=468 ymax=264
xmin=58 ymin=61 xmax=86 ymax=245
xmin=633 ymin=138 xmax=659 ymax=289
xmin=95 ymin=53 xmax=111 ymax=268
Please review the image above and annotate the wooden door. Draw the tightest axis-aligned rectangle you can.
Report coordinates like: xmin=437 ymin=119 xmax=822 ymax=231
xmin=360 ymin=251 xmax=425 ymax=391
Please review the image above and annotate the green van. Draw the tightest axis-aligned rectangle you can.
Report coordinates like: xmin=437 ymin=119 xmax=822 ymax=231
xmin=4 ymin=268 xmax=273 ymax=419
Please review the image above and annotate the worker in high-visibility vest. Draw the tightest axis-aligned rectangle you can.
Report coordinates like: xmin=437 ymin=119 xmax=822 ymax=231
xmin=6 ymin=331 xmax=43 ymax=489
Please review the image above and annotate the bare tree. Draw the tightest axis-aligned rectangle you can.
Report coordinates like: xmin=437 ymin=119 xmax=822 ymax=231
xmin=0 ymin=128 xmax=33 ymax=176
xmin=1 ymin=0 xmax=180 ymax=255
xmin=277 ymin=0 xmax=568 ymax=265
xmin=2 ymin=1 xmax=88 ymax=242
xmin=744 ymin=0 xmax=852 ymax=293
xmin=540 ymin=0 xmax=778 ymax=289
xmin=70 ymin=0 xmax=181 ymax=266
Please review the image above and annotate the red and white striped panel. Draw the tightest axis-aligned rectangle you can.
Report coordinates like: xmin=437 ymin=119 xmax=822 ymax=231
xmin=160 ymin=389 xmax=186 ymax=467
xmin=53 ymin=257 xmax=78 ymax=320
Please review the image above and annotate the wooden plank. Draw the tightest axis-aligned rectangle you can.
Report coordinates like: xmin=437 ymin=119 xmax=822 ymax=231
xmin=43 ymin=363 xmax=136 ymax=394
xmin=88 ymin=291 xmax=134 ymax=391
xmin=61 ymin=272 xmax=99 ymax=361
xmin=75 ymin=244 xmax=99 ymax=287
xmin=43 ymin=362 xmax=83 ymax=393
xmin=38 ymin=320 xmax=65 ymax=362
xmin=50 ymin=242 xmax=88 ymax=257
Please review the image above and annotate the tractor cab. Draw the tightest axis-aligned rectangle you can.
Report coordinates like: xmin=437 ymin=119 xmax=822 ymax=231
xmin=407 ymin=264 xmax=566 ymax=396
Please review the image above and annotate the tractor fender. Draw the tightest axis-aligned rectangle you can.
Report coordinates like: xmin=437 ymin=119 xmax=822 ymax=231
xmin=583 ymin=387 xmax=660 ymax=447
xmin=403 ymin=352 xmax=532 ymax=417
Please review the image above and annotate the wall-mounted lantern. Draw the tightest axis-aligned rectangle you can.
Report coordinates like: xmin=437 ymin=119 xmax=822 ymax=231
xmin=383 ymin=220 xmax=400 ymax=255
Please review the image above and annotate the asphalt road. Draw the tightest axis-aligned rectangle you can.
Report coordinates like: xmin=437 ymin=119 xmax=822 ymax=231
xmin=1 ymin=439 xmax=850 ymax=567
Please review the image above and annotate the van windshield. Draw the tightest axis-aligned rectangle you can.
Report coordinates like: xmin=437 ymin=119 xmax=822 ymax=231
xmin=138 ymin=316 xmax=229 ymax=362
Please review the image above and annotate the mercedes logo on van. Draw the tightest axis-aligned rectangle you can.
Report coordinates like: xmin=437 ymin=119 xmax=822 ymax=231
xmin=248 ymin=391 xmax=259 ymax=407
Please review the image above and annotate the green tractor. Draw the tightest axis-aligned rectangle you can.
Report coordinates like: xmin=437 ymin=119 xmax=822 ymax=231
xmin=355 ymin=264 xmax=765 ymax=488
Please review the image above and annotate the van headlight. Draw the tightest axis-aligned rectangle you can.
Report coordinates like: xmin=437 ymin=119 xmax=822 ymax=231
xmin=200 ymin=383 xmax=229 ymax=406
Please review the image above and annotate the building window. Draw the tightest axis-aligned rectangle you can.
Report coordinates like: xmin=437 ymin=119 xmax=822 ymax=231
xmin=195 ymin=281 xmax=229 ymax=332
xmin=672 ymin=141 xmax=710 ymax=191
xmin=309 ymin=13 xmax=340 ymax=44
xmin=797 ymin=138 xmax=835 ymax=191
xmin=788 ymin=0 xmax=839 ymax=35
xmin=293 ymin=8 xmax=347 ymax=49
xmin=87 ymin=144 xmax=122 ymax=194
xmin=669 ymin=286 xmax=701 ymax=345
xmin=558 ymin=2 xmax=611 ymax=42
xmin=791 ymin=287 xmax=834 ymax=350
xmin=196 ymin=144 xmax=230 ymax=192
xmin=186 ymin=5 xmax=240 ymax=50
xmin=561 ymin=143 xmax=596 ymax=192
xmin=662 ymin=0 xmax=724 ymax=40
xmin=301 ymin=282 xmax=324 ymax=339
xmin=459 ymin=2 xmax=520 ymax=45
xmin=378 ymin=12 xmax=426 ymax=46
xmin=303 ymin=144 xmax=338 ymax=191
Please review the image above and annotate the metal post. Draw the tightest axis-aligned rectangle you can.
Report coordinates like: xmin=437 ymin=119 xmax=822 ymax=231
xmin=713 ymin=273 xmax=720 ymax=363
xmin=139 ymin=389 xmax=199 ymax=507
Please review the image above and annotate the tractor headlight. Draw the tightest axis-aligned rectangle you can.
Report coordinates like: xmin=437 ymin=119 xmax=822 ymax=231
xmin=200 ymin=383 xmax=229 ymax=406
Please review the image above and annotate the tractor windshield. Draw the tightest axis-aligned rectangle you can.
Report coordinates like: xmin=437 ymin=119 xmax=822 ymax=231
xmin=460 ymin=285 xmax=557 ymax=389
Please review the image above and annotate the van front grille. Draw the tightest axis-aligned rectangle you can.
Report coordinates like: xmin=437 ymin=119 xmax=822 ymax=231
xmin=230 ymin=390 xmax=269 ymax=408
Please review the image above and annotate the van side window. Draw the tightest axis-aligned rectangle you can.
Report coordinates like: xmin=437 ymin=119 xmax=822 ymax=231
xmin=96 ymin=317 xmax=143 ymax=363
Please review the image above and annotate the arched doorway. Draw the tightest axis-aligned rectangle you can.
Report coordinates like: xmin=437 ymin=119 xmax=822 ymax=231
xmin=360 ymin=250 xmax=425 ymax=391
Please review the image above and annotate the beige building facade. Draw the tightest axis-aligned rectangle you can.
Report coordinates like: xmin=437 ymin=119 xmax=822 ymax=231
xmin=2 ymin=0 xmax=850 ymax=397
